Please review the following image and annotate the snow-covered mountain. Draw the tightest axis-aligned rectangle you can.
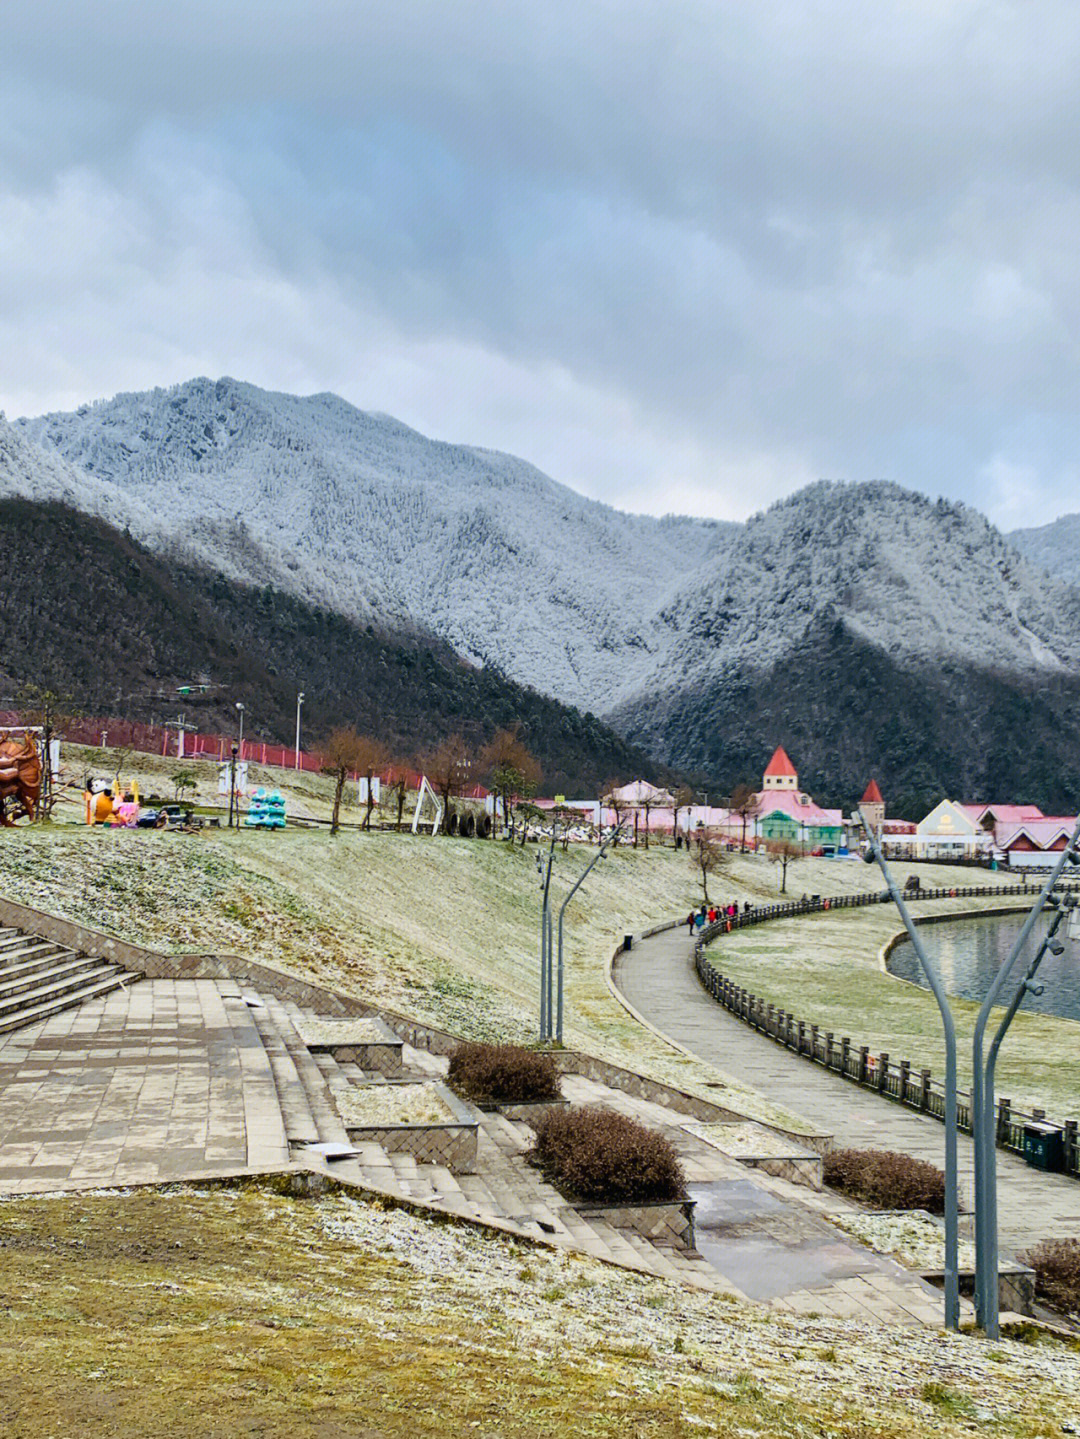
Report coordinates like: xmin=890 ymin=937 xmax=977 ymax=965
xmin=1011 ymin=514 xmax=1080 ymax=587
xmin=10 ymin=380 xmax=1080 ymax=753
xmin=14 ymin=379 xmax=729 ymax=711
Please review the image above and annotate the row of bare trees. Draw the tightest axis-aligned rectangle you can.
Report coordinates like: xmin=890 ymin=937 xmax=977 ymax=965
xmin=319 ymin=723 xmax=545 ymax=837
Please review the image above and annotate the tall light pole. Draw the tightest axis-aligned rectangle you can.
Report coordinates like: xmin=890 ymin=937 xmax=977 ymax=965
xmin=861 ymin=806 xmax=959 ymax=1330
xmin=295 ymin=692 xmax=305 ymax=770
xmin=235 ymin=702 xmax=245 ymax=753
xmin=971 ymin=815 xmax=1080 ymax=1337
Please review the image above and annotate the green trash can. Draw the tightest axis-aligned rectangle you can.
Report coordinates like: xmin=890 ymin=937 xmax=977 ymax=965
xmin=1023 ymin=1122 xmax=1065 ymax=1172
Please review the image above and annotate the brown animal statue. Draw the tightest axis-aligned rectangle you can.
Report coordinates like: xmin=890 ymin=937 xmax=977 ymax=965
xmin=0 ymin=734 xmax=43 ymax=826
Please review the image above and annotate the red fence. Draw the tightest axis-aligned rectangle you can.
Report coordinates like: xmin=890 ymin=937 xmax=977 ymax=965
xmin=0 ymin=712 xmax=490 ymax=797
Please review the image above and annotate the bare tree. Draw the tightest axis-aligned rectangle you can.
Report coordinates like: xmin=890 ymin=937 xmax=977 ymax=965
xmin=480 ymin=727 xmax=541 ymax=841
xmin=321 ymin=727 xmax=367 ymax=835
xmin=383 ymin=763 xmax=411 ymax=833
xmin=424 ymin=733 xmax=473 ymax=836
xmin=352 ymin=736 xmax=389 ymax=830
xmin=765 ymin=837 xmax=803 ymax=894
xmin=728 ymin=783 xmax=760 ymax=853
xmin=690 ymin=832 xmax=725 ymax=906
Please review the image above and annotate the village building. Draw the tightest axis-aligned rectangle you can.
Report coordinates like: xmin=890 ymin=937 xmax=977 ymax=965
xmin=858 ymin=779 xmax=885 ymax=835
xmin=754 ymin=747 xmax=844 ymax=850
xmin=913 ymin=799 xmax=991 ymax=859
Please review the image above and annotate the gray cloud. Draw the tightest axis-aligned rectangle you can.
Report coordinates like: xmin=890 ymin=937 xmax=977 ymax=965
xmin=2 ymin=1 xmax=1079 ymax=525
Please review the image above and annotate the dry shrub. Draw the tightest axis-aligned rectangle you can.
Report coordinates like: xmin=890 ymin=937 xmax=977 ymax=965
xmin=823 ymin=1147 xmax=945 ymax=1213
xmin=1019 ymin=1239 xmax=1080 ymax=1313
xmin=532 ymin=1105 xmax=684 ymax=1204
xmin=447 ymin=1041 xmax=560 ymax=1106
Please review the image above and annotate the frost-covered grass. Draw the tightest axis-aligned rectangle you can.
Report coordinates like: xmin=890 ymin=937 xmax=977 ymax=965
xmin=825 ymin=1210 xmax=977 ymax=1273
xmin=0 ymin=813 xmax=1036 ymax=1133
xmin=333 ymin=1082 xmax=453 ymax=1127
xmin=706 ymin=898 xmax=1080 ymax=1117
xmin=1 ymin=1182 xmax=1077 ymax=1439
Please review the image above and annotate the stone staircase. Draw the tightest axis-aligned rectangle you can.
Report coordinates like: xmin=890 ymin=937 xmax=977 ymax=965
xmin=0 ymin=925 xmax=137 ymax=1033
xmin=246 ymin=995 xmax=730 ymax=1290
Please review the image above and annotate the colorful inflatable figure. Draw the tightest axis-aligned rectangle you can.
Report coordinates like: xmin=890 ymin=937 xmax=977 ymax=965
xmin=0 ymin=734 xmax=43 ymax=826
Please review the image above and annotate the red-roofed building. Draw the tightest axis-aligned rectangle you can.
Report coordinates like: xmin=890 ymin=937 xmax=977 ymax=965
xmin=859 ymin=779 xmax=885 ymax=835
xmin=762 ymin=745 xmax=799 ymax=791
xmin=755 ymin=747 xmax=844 ymax=848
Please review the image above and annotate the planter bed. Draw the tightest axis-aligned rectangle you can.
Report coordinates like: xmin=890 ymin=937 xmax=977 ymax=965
xmin=338 ymin=1080 xmax=478 ymax=1173
xmin=489 ymin=1097 xmax=570 ymax=1125
xmin=576 ymin=1196 xmax=697 ymax=1252
xmin=295 ymin=1016 xmax=404 ymax=1075
xmin=825 ymin=1208 xmax=1035 ymax=1316
xmin=684 ymin=1120 xmax=823 ymax=1190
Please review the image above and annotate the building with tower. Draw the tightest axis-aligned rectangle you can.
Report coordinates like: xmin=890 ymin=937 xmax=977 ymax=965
xmin=754 ymin=746 xmax=844 ymax=850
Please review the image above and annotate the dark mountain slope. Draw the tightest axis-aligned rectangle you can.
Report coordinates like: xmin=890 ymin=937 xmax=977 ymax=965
xmin=612 ymin=612 xmax=1080 ymax=817
xmin=0 ymin=499 xmax=668 ymax=795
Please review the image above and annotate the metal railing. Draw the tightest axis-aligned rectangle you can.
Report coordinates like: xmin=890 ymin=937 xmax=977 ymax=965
xmin=692 ymin=879 xmax=1080 ymax=1175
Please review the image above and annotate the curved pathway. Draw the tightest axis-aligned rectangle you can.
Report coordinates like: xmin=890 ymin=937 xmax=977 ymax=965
xmin=616 ymin=925 xmax=1080 ymax=1258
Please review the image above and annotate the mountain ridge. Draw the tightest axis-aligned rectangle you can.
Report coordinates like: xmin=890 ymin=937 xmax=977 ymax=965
xmin=7 ymin=378 xmax=1080 ymax=802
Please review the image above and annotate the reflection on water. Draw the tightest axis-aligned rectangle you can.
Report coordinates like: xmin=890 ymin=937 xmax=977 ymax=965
xmin=887 ymin=912 xmax=1080 ymax=1019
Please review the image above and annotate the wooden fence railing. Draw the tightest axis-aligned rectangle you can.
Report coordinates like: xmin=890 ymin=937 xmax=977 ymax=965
xmin=692 ymin=879 xmax=1080 ymax=1174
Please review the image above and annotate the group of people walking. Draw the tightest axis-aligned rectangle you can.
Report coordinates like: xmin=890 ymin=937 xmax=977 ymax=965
xmin=686 ymin=901 xmax=750 ymax=933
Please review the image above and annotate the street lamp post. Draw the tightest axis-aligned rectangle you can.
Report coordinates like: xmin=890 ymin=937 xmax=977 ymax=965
xmin=861 ymin=806 xmax=960 ymax=1331
xmin=971 ymin=816 xmax=1080 ymax=1337
xmin=555 ymin=822 xmax=625 ymax=1043
xmin=295 ymin=692 xmax=305 ymax=770
xmin=235 ymin=702 xmax=245 ymax=754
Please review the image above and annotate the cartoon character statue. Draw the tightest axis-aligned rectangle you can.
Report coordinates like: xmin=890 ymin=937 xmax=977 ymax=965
xmin=0 ymin=734 xmax=43 ymax=826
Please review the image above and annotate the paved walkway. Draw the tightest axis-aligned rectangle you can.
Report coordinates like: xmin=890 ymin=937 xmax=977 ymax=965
xmin=0 ymin=978 xmax=287 ymax=1189
xmin=616 ymin=927 xmax=1080 ymax=1258
xmin=0 ymin=974 xmax=952 ymax=1324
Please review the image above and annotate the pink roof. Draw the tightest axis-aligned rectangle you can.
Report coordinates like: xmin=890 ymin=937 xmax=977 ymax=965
xmin=757 ymin=791 xmax=841 ymax=826
xmin=998 ymin=819 xmax=1076 ymax=850
xmin=764 ymin=745 xmax=797 ymax=778
xmin=959 ymin=804 xmax=988 ymax=824
xmin=861 ymin=779 xmax=884 ymax=804
xmin=984 ymin=804 xmax=1045 ymax=824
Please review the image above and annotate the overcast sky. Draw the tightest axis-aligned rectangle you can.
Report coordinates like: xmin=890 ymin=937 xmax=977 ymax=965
xmin=2 ymin=1 xmax=1078 ymax=528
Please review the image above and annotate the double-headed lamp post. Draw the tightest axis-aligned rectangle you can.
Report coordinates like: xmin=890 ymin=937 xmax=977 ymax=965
xmin=295 ymin=692 xmax=305 ymax=770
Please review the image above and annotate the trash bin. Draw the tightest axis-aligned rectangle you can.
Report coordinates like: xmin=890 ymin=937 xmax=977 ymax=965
xmin=1023 ymin=1122 xmax=1065 ymax=1172
xmin=623 ymin=934 xmax=634 ymax=951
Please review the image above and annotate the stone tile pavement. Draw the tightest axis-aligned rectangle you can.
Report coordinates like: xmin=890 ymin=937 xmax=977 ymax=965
xmin=616 ymin=926 xmax=1080 ymax=1259
xmin=0 ymin=971 xmax=966 ymax=1326
xmin=0 ymin=978 xmax=287 ymax=1190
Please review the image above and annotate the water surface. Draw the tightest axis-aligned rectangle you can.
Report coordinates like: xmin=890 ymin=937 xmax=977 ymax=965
xmin=888 ymin=911 xmax=1080 ymax=1020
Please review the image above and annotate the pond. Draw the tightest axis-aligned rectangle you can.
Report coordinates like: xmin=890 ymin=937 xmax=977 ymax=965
xmin=888 ymin=910 xmax=1080 ymax=1021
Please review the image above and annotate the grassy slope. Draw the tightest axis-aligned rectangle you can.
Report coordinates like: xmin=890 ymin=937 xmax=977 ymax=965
xmin=2 ymin=748 xmax=1049 ymax=1130
xmin=0 ymin=1184 xmax=1075 ymax=1439
xmin=705 ymin=899 xmax=1080 ymax=1117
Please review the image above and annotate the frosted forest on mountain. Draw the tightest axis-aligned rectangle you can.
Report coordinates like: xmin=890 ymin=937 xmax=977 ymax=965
xmin=5 ymin=377 xmax=1078 ymax=737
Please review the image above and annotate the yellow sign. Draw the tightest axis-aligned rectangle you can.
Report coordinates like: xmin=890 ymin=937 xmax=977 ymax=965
xmin=554 ymin=794 xmax=566 ymax=805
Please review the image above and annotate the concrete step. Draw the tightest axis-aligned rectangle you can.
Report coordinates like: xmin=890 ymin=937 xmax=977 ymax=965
xmin=0 ymin=970 xmax=136 ymax=1034
xmin=0 ymin=963 xmax=126 ymax=1020
xmin=262 ymin=996 xmax=351 ymax=1146
xmin=0 ymin=940 xmax=70 ymax=967
xmin=0 ymin=948 xmax=89 ymax=985
xmin=0 ymin=953 xmax=104 ymax=1003
xmin=247 ymin=1001 xmax=321 ymax=1146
